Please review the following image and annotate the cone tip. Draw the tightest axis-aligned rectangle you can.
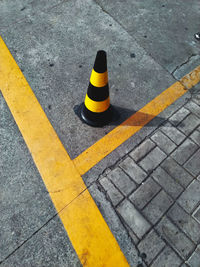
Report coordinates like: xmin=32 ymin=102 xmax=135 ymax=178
xmin=97 ymin=50 xmax=106 ymax=55
xmin=94 ymin=50 xmax=107 ymax=73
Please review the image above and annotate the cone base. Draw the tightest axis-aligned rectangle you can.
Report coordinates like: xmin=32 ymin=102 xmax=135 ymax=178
xmin=81 ymin=104 xmax=112 ymax=127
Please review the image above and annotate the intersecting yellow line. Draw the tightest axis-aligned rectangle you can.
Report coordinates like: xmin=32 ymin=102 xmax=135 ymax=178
xmin=1 ymin=33 xmax=200 ymax=267
xmin=0 ymin=36 xmax=129 ymax=266
xmin=73 ymin=65 xmax=200 ymax=175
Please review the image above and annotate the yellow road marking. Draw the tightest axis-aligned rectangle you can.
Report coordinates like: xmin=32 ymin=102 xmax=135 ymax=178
xmin=73 ymin=65 xmax=200 ymax=176
xmin=180 ymin=66 xmax=200 ymax=89
xmin=1 ymin=32 xmax=200 ymax=266
xmin=59 ymin=189 xmax=128 ymax=266
xmin=0 ymin=36 xmax=129 ymax=266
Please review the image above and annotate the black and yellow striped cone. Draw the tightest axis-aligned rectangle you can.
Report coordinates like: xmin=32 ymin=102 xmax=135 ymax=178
xmin=81 ymin=50 xmax=112 ymax=127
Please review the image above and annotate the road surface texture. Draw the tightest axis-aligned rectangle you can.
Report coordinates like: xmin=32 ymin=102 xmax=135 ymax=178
xmin=0 ymin=0 xmax=200 ymax=266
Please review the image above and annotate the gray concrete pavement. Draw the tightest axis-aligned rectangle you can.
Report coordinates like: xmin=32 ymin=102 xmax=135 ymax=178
xmin=0 ymin=92 xmax=81 ymax=265
xmin=0 ymin=215 xmax=82 ymax=267
xmin=95 ymin=0 xmax=200 ymax=74
xmin=0 ymin=0 xmax=175 ymax=159
xmin=0 ymin=0 xmax=200 ymax=266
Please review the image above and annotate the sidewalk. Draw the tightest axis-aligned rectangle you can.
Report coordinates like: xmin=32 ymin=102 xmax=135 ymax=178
xmin=97 ymin=85 xmax=200 ymax=266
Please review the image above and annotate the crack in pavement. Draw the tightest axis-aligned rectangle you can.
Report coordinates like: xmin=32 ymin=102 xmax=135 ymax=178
xmin=0 ymin=17 xmax=28 ymax=31
xmin=92 ymin=0 xmax=178 ymax=83
xmin=171 ymin=54 xmax=198 ymax=77
xmin=92 ymin=0 xmax=200 ymax=87
xmin=0 ymin=183 xmax=91 ymax=265
xmin=0 ymin=212 xmax=58 ymax=265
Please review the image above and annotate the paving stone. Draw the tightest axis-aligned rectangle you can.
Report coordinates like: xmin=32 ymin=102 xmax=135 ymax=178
xmin=171 ymin=139 xmax=198 ymax=165
xmin=160 ymin=122 xmax=186 ymax=145
xmin=193 ymin=205 xmax=200 ymax=223
xmin=89 ymin=183 xmax=138 ymax=265
xmin=117 ymin=200 xmax=151 ymax=239
xmin=129 ymin=138 xmax=155 ymax=162
xmin=107 ymin=167 xmax=136 ymax=196
xmin=186 ymin=245 xmax=200 ymax=267
xmin=104 ymin=168 xmax=112 ymax=175
xmin=168 ymin=203 xmax=200 ymax=244
xmin=99 ymin=177 xmax=124 ymax=206
xmin=161 ymin=157 xmax=193 ymax=188
xmin=139 ymin=147 xmax=167 ymax=173
xmin=150 ymin=130 xmax=177 ymax=154
xmin=169 ymin=107 xmax=190 ymax=126
xmin=137 ymin=229 xmax=165 ymax=265
xmin=192 ymin=95 xmax=200 ymax=106
xmin=143 ymin=190 xmax=173 ymax=224
xmin=119 ymin=157 xmax=147 ymax=184
xmin=189 ymin=130 xmax=200 ymax=145
xmin=184 ymin=149 xmax=200 ymax=177
xmin=156 ymin=216 xmax=195 ymax=260
xmin=129 ymin=177 xmax=160 ymax=210
xmin=152 ymin=167 xmax=184 ymax=199
xmin=177 ymin=180 xmax=200 ymax=213
xmin=124 ymin=223 xmax=139 ymax=245
xmin=178 ymin=114 xmax=200 ymax=136
xmin=139 ymin=262 xmax=147 ymax=267
xmin=151 ymin=246 xmax=182 ymax=267
xmin=185 ymin=101 xmax=200 ymax=118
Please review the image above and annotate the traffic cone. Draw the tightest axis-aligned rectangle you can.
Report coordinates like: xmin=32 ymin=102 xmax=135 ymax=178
xmin=81 ymin=50 xmax=112 ymax=127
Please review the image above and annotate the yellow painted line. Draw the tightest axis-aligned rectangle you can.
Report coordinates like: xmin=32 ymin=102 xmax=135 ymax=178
xmin=0 ymin=36 xmax=129 ymax=266
xmin=180 ymin=66 xmax=200 ymax=89
xmin=73 ymin=65 xmax=200 ymax=176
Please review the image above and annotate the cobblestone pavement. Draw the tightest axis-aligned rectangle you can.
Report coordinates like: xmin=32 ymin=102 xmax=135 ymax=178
xmin=98 ymin=91 xmax=200 ymax=266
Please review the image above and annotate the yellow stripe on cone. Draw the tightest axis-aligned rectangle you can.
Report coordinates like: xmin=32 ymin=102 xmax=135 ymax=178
xmin=85 ymin=94 xmax=110 ymax=113
xmin=90 ymin=69 xmax=108 ymax=87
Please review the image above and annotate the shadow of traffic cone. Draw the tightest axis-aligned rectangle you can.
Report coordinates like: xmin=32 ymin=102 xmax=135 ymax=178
xmin=81 ymin=50 xmax=112 ymax=127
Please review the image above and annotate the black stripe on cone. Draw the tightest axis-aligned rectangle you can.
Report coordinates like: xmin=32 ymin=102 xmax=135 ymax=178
xmin=87 ymin=83 xmax=109 ymax=101
xmin=81 ymin=50 xmax=112 ymax=127
xmin=81 ymin=105 xmax=112 ymax=127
